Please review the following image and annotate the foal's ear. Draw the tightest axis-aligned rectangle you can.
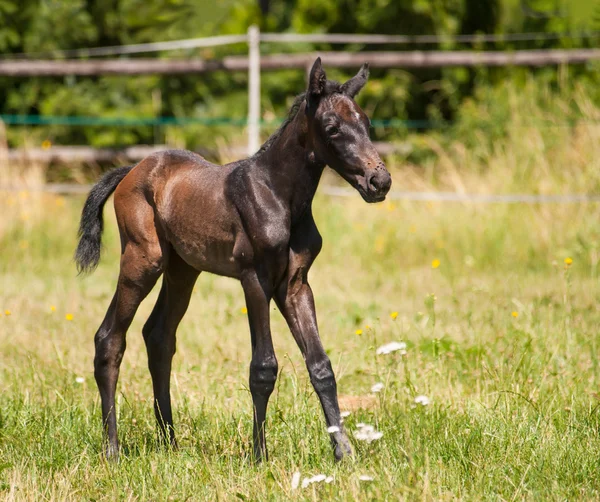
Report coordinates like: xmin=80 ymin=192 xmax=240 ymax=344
xmin=306 ymin=57 xmax=327 ymax=112
xmin=340 ymin=63 xmax=369 ymax=98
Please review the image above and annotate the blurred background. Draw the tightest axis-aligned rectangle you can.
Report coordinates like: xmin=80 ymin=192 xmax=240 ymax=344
xmin=0 ymin=0 xmax=598 ymax=190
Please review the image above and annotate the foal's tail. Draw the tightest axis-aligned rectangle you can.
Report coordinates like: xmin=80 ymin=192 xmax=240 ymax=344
xmin=75 ymin=165 xmax=134 ymax=274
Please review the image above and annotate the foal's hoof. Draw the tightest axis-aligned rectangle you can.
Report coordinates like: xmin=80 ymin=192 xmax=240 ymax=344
xmin=160 ymin=436 xmax=178 ymax=452
xmin=334 ymin=437 xmax=353 ymax=461
xmin=104 ymin=444 xmax=120 ymax=462
xmin=252 ymin=445 xmax=268 ymax=463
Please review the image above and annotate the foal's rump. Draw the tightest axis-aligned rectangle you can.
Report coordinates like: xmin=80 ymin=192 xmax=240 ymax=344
xmin=75 ymin=149 xmax=215 ymax=273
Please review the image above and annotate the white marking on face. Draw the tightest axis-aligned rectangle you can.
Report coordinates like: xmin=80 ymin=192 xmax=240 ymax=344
xmin=353 ymin=111 xmax=361 ymax=121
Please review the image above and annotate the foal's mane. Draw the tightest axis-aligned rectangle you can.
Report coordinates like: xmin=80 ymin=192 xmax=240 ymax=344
xmin=254 ymin=81 xmax=342 ymax=157
xmin=254 ymin=92 xmax=306 ymax=156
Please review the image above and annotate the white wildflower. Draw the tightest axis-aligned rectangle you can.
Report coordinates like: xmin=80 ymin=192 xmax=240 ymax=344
xmin=353 ymin=424 xmax=383 ymax=443
xmin=340 ymin=411 xmax=351 ymax=418
xmin=302 ymin=474 xmax=327 ymax=488
xmin=376 ymin=341 xmax=407 ymax=355
xmin=291 ymin=471 xmax=301 ymax=490
xmin=414 ymin=395 xmax=431 ymax=406
xmin=359 ymin=475 xmax=374 ymax=482
xmin=327 ymin=425 xmax=340 ymax=434
xmin=75 ymin=377 xmax=85 ymax=384
xmin=371 ymin=382 xmax=384 ymax=393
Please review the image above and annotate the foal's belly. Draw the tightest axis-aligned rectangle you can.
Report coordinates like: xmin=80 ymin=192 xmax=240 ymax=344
xmin=171 ymin=230 xmax=240 ymax=278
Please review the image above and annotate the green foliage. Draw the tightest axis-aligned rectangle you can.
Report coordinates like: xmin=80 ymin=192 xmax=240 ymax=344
xmin=0 ymin=0 xmax=599 ymax=150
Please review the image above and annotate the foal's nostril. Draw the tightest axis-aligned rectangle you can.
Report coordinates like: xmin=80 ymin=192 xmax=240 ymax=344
xmin=367 ymin=168 xmax=391 ymax=194
xmin=370 ymin=174 xmax=384 ymax=191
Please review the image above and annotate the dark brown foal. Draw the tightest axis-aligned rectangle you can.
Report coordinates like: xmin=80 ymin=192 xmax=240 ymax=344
xmin=76 ymin=58 xmax=391 ymax=462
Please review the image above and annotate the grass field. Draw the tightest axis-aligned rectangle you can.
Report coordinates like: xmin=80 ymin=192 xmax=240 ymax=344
xmin=1 ymin=175 xmax=600 ymax=500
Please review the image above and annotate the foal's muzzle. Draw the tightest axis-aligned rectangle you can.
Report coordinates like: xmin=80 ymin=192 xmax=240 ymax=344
xmin=364 ymin=166 xmax=392 ymax=202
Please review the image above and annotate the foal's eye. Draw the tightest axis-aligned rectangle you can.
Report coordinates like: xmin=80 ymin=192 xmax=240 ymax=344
xmin=325 ymin=126 xmax=339 ymax=137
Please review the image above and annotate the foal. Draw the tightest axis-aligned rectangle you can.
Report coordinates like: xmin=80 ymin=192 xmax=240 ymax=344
xmin=76 ymin=58 xmax=392 ymax=461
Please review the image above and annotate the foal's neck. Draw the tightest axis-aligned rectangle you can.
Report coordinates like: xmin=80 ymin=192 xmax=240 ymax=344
xmin=257 ymin=108 xmax=324 ymax=220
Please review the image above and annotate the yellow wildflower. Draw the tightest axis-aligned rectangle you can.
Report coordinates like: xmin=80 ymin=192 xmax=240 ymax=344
xmin=41 ymin=139 xmax=52 ymax=150
xmin=432 ymin=259 xmax=441 ymax=269
xmin=424 ymin=293 xmax=436 ymax=309
xmin=390 ymin=311 xmax=398 ymax=320
xmin=50 ymin=305 xmax=56 ymax=312
xmin=65 ymin=313 xmax=74 ymax=321
xmin=511 ymin=311 xmax=518 ymax=318
xmin=241 ymin=307 xmax=248 ymax=314
xmin=355 ymin=329 xmax=363 ymax=336
xmin=4 ymin=310 xmax=11 ymax=316
xmin=564 ymin=257 xmax=573 ymax=266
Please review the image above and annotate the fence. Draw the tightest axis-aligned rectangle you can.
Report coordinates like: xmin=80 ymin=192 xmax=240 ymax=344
xmin=3 ymin=182 xmax=599 ymax=205
xmin=3 ymin=142 xmax=406 ymax=165
xmin=3 ymin=27 xmax=600 ymax=155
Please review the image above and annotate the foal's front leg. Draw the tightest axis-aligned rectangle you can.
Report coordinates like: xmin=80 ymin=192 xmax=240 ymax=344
xmin=241 ymin=269 xmax=278 ymax=461
xmin=276 ymin=255 xmax=353 ymax=461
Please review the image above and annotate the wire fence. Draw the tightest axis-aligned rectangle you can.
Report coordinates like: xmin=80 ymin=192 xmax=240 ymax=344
xmin=5 ymin=31 xmax=600 ymax=59
xmin=322 ymin=187 xmax=600 ymax=204
xmin=3 ymin=114 xmax=599 ymax=130
xmin=2 ymin=183 xmax=600 ymax=204
xmin=0 ymin=114 xmax=433 ymax=129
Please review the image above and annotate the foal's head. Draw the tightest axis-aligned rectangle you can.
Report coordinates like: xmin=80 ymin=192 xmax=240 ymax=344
xmin=305 ymin=58 xmax=392 ymax=203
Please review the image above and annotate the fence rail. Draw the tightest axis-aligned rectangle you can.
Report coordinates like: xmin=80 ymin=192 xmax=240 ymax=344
xmin=4 ymin=143 xmax=407 ymax=164
xmin=1 ymin=48 xmax=599 ymax=76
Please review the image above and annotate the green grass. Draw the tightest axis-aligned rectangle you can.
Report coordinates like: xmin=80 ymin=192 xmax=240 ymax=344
xmin=1 ymin=187 xmax=600 ymax=500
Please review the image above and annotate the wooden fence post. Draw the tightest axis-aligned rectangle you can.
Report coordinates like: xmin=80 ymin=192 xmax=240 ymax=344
xmin=247 ymin=25 xmax=261 ymax=156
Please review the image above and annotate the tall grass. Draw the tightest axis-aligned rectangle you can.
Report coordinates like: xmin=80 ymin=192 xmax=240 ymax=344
xmin=1 ymin=185 xmax=600 ymax=499
xmin=0 ymin=120 xmax=51 ymax=190
xmin=1 ymin=78 xmax=600 ymax=499
xmin=389 ymin=76 xmax=600 ymax=195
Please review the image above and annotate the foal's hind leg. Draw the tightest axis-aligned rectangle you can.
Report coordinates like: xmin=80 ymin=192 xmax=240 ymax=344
xmin=94 ymin=236 xmax=164 ymax=459
xmin=142 ymin=252 xmax=199 ymax=447
xmin=241 ymin=269 xmax=278 ymax=462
